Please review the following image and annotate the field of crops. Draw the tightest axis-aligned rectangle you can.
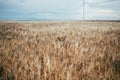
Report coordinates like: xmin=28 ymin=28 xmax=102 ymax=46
xmin=0 ymin=21 xmax=120 ymax=80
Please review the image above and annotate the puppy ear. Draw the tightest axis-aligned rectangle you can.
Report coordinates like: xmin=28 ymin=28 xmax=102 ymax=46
xmin=57 ymin=37 xmax=60 ymax=41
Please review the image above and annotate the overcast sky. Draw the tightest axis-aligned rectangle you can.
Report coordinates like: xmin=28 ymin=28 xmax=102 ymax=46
xmin=0 ymin=0 xmax=120 ymax=20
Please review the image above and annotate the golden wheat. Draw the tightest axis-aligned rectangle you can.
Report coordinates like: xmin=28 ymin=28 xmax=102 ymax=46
xmin=0 ymin=21 xmax=120 ymax=80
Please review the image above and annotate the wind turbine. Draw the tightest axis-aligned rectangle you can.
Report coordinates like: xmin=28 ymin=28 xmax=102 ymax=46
xmin=83 ymin=0 xmax=85 ymax=20
xmin=80 ymin=0 xmax=85 ymax=20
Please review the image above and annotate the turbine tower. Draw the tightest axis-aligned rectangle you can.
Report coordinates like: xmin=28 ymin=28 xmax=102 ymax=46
xmin=80 ymin=0 xmax=85 ymax=20
xmin=83 ymin=0 xmax=85 ymax=20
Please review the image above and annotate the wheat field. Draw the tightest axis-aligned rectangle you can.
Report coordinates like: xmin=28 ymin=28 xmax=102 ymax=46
xmin=0 ymin=21 xmax=120 ymax=80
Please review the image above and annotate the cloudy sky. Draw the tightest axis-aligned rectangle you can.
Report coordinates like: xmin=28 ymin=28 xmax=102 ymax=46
xmin=0 ymin=0 xmax=120 ymax=20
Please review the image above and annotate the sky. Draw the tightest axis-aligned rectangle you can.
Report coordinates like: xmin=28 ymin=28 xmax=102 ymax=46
xmin=0 ymin=0 xmax=120 ymax=20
